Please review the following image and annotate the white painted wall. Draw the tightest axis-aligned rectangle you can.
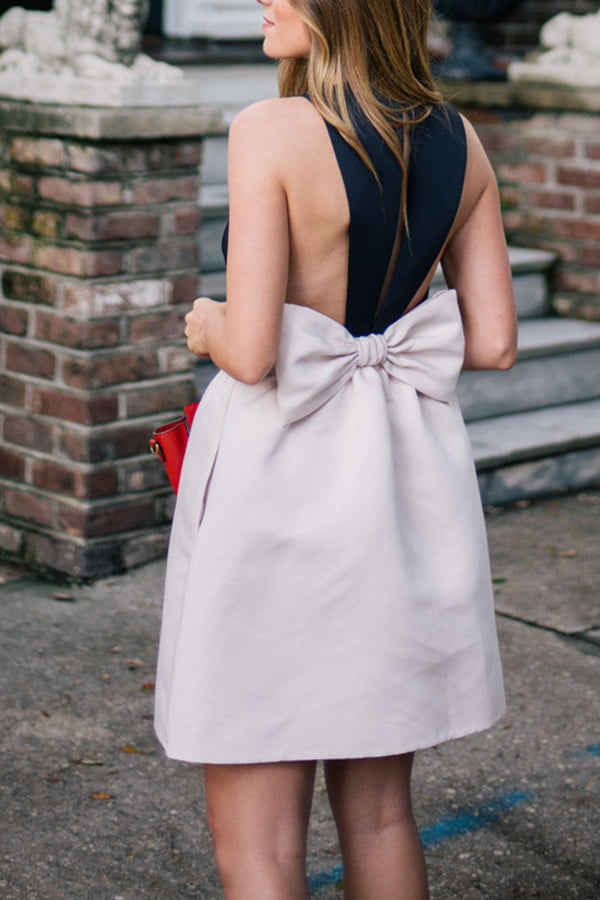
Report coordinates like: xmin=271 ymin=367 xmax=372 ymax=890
xmin=164 ymin=0 xmax=261 ymax=39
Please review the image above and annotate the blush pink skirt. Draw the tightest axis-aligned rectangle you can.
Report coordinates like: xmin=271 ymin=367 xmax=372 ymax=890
xmin=154 ymin=291 xmax=505 ymax=764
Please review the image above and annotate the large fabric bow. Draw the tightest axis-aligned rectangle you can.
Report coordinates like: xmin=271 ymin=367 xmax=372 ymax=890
xmin=275 ymin=290 xmax=465 ymax=425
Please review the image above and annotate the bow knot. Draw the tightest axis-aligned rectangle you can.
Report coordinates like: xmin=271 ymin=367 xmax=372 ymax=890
xmin=356 ymin=333 xmax=387 ymax=367
xmin=275 ymin=291 xmax=465 ymax=425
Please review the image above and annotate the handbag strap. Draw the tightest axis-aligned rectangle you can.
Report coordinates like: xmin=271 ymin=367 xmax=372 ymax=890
xmin=374 ymin=125 xmax=410 ymax=320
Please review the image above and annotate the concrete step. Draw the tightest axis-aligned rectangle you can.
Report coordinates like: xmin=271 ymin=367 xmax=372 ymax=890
xmin=431 ymin=246 xmax=555 ymax=319
xmin=470 ymin=400 xmax=600 ymax=505
xmin=470 ymin=399 xmax=600 ymax=469
xmin=459 ymin=317 xmax=600 ymax=421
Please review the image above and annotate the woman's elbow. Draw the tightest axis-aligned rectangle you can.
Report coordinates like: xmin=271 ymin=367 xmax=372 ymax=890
xmin=495 ymin=339 xmax=517 ymax=370
xmin=235 ymin=367 xmax=269 ymax=386
xmin=228 ymin=353 xmax=276 ymax=385
xmin=464 ymin=333 xmax=518 ymax=371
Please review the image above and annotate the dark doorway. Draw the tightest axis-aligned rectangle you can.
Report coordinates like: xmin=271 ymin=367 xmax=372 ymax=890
xmin=145 ymin=0 xmax=163 ymax=35
xmin=0 ymin=0 xmax=163 ymax=31
xmin=0 ymin=0 xmax=53 ymax=11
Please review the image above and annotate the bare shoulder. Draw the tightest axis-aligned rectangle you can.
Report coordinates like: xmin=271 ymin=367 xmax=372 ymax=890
xmin=230 ymin=96 xmax=318 ymax=141
xmin=228 ymin=97 xmax=323 ymax=166
xmin=459 ymin=113 xmax=496 ymax=185
xmin=448 ymin=112 xmax=496 ymax=224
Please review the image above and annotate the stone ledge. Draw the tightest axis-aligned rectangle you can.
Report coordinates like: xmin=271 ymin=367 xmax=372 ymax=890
xmin=144 ymin=35 xmax=265 ymax=66
xmin=437 ymin=79 xmax=600 ymax=113
xmin=516 ymin=318 xmax=600 ymax=359
xmin=478 ymin=444 xmax=600 ymax=507
xmin=469 ymin=398 xmax=600 ymax=470
xmin=0 ymin=100 xmax=223 ymax=141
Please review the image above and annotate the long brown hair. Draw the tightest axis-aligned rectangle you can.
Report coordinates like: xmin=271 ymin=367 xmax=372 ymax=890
xmin=278 ymin=0 xmax=443 ymax=223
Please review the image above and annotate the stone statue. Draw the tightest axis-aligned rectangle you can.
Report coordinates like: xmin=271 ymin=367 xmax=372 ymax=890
xmin=509 ymin=6 xmax=600 ymax=88
xmin=0 ymin=0 xmax=183 ymax=93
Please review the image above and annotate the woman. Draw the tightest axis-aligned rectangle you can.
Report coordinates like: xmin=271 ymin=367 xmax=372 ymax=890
xmin=154 ymin=0 xmax=517 ymax=897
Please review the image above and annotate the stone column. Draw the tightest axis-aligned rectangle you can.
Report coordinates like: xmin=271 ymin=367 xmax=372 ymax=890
xmin=0 ymin=101 xmax=221 ymax=580
xmin=163 ymin=0 xmax=260 ymax=39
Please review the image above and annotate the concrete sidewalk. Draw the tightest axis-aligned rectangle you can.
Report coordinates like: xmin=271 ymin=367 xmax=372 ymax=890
xmin=1 ymin=491 xmax=599 ymax=899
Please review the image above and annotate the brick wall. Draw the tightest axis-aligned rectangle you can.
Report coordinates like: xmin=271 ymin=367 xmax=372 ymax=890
xmin=485 ymin=1 xmax=598 ymax=58
xmin=0 ymin=103 xmax=219 ymax=579
xmin=462 ymin=97 xmax=600 ymax=320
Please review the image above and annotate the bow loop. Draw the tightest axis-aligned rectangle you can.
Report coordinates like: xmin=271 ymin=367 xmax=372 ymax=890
xmin=276 ymin=291 xmax=464 ymax=425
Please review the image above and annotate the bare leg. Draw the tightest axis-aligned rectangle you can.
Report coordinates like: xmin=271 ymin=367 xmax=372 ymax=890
xmin=324 ymin=753 xmax=429 ymax=900
xmin=204 ymin=760 xmax=317 ymax=900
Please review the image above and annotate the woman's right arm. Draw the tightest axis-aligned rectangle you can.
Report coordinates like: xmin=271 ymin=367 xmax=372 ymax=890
xmin=184 ymin=100 xmax=291 ymax=384
xmin=441 ymin=116 xmax=518 ymax=371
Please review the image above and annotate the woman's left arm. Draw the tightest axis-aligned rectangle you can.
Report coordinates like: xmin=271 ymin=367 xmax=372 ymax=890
xmin=442 ymin=117 xmax=518 ymax=372
xmin=184 ymin=100 xmax=290 ymax=384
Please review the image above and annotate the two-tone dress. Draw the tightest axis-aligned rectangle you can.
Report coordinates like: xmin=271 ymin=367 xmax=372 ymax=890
xmin=154 ymin=102 xmax=505 ymax=764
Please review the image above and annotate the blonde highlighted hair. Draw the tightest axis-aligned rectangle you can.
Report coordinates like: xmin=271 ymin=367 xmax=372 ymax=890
xmin=278 ymin=0 xmax=443 ymax=223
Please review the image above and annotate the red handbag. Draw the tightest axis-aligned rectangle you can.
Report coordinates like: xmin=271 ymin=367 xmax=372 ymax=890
xmin=149 ymin=402 xmax=199 ymax=493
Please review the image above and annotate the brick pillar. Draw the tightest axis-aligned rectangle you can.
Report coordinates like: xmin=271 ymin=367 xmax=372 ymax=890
xmin=0 ymin=100 xmax=221 ymax=579
xmin=437 ymin=81 xmax=600 ymax=322
xmin=466 ymin=101 xmax=600 ymax=322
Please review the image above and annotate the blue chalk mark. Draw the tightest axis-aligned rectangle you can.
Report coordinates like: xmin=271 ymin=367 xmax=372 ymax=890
xmin=419 ymin=789 xmax=532 ymax=847
xmin=308 ymin=863 xmax=343 ymax=891
xmin=585 ymin=741 xmax=600 ymax=756
xmin=308 ymin=789 xmax=533 ymax=892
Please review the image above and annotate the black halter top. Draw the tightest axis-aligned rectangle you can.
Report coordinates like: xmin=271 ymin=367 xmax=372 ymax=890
xmin=222 ymin=100 xmax=467 ymax=338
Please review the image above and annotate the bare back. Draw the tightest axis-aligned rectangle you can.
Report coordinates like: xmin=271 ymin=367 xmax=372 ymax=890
xmin=216 ymin=94 xmax=516 ymax=380
xmin=227 ymin=97 xmax=468 ymax=330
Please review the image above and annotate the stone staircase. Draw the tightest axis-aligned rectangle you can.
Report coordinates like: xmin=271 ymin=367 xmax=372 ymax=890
xmin=192 ymin=65 xmax=600 ymax=505
xmin=456 ymin=255 xmax=600 ymax=505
